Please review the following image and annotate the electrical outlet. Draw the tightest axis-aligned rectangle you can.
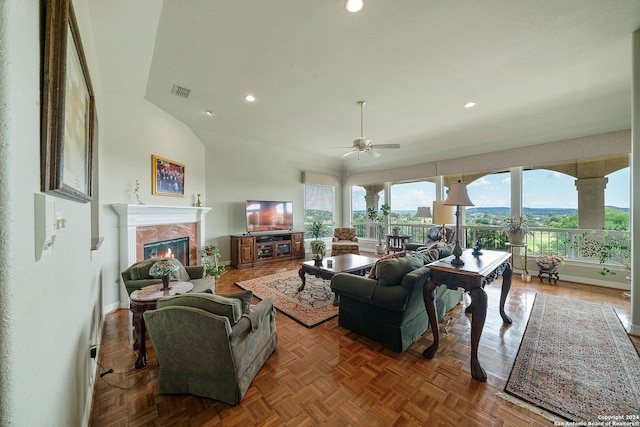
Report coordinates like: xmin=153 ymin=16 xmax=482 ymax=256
xmin=90 ymin=345 xmax=98 ymax=359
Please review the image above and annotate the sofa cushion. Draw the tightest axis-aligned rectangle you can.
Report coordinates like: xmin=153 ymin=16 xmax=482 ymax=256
xmin=158 ymin=291 xmax=252 ymax=325
xmin=368 ymin=251 xmax=410 ymax=279
xmin=376 ymin=254 xmax=424 ymax=287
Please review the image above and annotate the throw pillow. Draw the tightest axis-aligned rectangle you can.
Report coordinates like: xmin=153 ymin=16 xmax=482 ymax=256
xmin=367 ymin=251 xmax=409 ymax=279
xmin=376 ymin=254 xmax=424 ymax=286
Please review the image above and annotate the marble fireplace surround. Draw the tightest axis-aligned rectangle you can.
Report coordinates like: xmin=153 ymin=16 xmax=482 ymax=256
xmin=112 ymin=204 xmax=211 ymax=285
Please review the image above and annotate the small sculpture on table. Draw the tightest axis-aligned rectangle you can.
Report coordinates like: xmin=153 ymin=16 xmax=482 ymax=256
xmin=472 ymin=238 xmax=483 ymax=256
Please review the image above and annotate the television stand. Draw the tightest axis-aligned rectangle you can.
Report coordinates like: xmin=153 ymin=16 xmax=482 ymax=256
xmin=231 ymin=231 xmax=305 ymax=269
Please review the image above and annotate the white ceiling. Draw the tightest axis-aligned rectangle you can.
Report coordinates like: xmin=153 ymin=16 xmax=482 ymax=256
xmin=89 ymin=0 xmax=640 ymax=174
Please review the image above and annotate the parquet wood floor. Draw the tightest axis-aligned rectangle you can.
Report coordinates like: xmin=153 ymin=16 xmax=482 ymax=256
xmin=89 ymin=253 xmax=638 ymax=426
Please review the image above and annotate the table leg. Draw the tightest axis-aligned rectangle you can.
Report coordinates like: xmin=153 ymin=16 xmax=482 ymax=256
xmin=499 ymin=263 xmax=513 ymax=324
xmin=131 ymin=303 xmax=148 ymax=369
xmin=422 ymin=278 xmax=440 ymax=358
xmin=469 ymin=286 xmax=488 ymax=382
xmin=297 ymin=268 xmax=306 ymax=292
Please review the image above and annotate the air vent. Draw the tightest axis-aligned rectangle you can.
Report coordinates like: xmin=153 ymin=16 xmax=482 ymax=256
xmin=171 ymin=84 xmax=191 ymax=98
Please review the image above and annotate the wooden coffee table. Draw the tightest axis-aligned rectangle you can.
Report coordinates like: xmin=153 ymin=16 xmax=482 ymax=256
xmin=298 ymin=254 xmax=378 ymax=302
xmin=129 ymin=281 xmax=193 ymax=368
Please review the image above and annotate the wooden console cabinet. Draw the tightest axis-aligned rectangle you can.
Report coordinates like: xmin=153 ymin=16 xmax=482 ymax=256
xmin=231 ymin=232 xmax=305 ymax=269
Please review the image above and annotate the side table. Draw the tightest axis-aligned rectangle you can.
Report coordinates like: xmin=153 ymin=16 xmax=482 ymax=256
xmin=422 ymin=249 xmax=512 ymax=382
xmin=130 ymin=281 xmax=193 ymax=368
xmin=386 ymin=234 xmax=411 ymax=254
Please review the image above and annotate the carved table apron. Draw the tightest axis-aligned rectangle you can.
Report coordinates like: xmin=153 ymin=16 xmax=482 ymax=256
xmin=422 ymin=249 xmax=512 ymax=382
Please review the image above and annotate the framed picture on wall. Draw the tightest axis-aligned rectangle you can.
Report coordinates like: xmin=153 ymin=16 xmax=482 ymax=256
xmin=41 ymin=0 xmax=95 ymax=203
xmin=152 ymin=155 xmax=185 ymax=197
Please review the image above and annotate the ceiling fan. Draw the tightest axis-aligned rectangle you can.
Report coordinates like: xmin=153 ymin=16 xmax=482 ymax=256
xmin=338 ymin=101 xmax=400 ymax=158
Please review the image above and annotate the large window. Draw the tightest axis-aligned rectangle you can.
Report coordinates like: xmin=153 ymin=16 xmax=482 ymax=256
xmin=466 ymin=171 xmax=511 ymax=226
xmin=523 ymin=169 xmax=577 ymax=229
xmin=389 ymin=181 xmax=436 ymax=224
xmin=604 ymin=167 xmax=630 ymax=231
xmin=304 ymin=184 xmax=334 ymax=225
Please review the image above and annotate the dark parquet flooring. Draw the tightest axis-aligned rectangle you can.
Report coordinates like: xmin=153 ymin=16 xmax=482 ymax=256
xmin=89 ymin=253 xmax=638 ymax=426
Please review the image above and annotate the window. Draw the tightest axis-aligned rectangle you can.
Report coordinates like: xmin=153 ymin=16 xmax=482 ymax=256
xmin=466 ymin=171 xmax=511 ymax=226
xmin=304 ymin=184 xmax=334 ymax=225
xmin=604 ymin=167 xmax=630 ymax=231
xmin=523 ymin=169 xmax=577 ymax=229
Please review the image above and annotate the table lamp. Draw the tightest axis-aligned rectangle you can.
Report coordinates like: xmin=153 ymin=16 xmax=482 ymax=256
xmin=443 ymin=180 xmax=474 ymax=266
xmin=415 ymin=206 xmax=432 ymax=224
xmin=432 ymin=200 xmax=455 ymax=243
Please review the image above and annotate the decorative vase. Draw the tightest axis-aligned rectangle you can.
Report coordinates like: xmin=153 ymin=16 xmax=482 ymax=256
xmin=160 ymin=274 xmax=172 ymax=291
xmin=376 ymin=244 xmax=386 ymax=255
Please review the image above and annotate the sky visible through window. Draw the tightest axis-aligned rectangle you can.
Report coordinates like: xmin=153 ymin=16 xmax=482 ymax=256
xmin=352 ymin=168 xmax=629 ymax=211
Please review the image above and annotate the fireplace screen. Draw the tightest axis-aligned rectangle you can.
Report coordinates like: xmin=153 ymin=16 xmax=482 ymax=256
xmin=143 ymin=236 xmax=190 ymax=266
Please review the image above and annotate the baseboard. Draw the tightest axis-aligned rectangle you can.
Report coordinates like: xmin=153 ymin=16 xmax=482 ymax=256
xmin=82 ymin=312 xmax=105 ymax=427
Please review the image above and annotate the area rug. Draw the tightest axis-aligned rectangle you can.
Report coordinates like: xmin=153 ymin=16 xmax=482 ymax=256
xmin=235 ymin=270 xmax=338 ymax=328
xmin=504 ymin=293 xmax=640 ymax=422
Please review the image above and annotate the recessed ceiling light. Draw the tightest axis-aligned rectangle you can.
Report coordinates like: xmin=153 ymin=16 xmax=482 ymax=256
xmin=244 ymin=94 xmax=256 ymax=102
xmin=346 ymin=0 xmax=363 ymax=13
xmin=204 ymin=110 xmax=215 ymax=116
xmin=464 ymin=102 xmax=476 ymax=108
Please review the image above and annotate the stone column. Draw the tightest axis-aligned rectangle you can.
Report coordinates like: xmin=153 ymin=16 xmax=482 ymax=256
xmin=574 ymin=177 xmax=608 ymax=229
xmin=364 ymin=185 xmax=383 ymax=239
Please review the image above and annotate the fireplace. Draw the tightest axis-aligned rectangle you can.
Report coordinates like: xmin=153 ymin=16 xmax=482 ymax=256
xmin=143 ymin=236 xmax=190 ymax=266
xmin=112 ymin=204 xmax=211 ymax=306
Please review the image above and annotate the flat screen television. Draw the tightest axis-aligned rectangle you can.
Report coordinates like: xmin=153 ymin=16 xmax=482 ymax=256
xmin=246 ymin=200 xmax=293 ymax=233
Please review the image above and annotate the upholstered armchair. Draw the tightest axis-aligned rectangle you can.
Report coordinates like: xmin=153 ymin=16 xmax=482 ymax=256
xmin=143 ymin=291 xmax=278 ymax=405
xmin=331 ymin=227 xmax=360 ymax=256
xmin=405 ymin=226 xmax=456 ymax=252
xmin=121 ymin=258 xmax=214 ymax=295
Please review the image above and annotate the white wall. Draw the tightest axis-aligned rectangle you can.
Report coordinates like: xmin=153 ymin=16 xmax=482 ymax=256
xmin=201 ymin=132 xmax=341 ymax=262
xmin=0 ymin=1 xmax=103 ymax=425
xmin=99 ymin=94 xmax=208 ymax=309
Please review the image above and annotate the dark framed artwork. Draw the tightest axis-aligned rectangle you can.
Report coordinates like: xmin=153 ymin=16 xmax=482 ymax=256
xmin=152 ymin=155 xmax=185 ymax=197
xmin=41 ymin=0 xmax=95 ymax=203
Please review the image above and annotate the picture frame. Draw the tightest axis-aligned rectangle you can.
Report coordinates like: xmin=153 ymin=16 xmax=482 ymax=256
xmin=41 ymin=0 xmax=95 ymax=203
xmin=152 ymin=155 xmax=185 ymax=197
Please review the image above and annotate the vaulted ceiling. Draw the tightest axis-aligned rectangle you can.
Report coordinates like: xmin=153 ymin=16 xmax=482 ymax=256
xmin=89 ymin=0 xmax=640 ymax=173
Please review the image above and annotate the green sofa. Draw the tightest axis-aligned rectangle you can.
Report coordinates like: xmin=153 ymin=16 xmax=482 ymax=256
xmin=121 ymin=258 xmax=215 ymax=295
xmin=330 ymin=247 xmax=464 ymax=352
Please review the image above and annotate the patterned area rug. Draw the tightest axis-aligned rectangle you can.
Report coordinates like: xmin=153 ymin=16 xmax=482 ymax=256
xmin=235 ymin=270 xmax=338 ymax=328
xmin=505 ymin=293 xmax=640 ymax=422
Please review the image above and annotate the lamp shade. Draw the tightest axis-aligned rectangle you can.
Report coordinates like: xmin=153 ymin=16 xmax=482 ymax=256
xmin=432 ymin=201 xmax=455 ymax=225
xmin=416 ymin=206 xmax=432 ymax=218
xmin=443 ymin=181 xmax=474 ymax=207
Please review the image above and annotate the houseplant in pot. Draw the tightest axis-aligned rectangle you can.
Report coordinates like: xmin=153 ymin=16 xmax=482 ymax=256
xmin=504 ymin=215 xmax=532 ymax=245
xmin=367 ymin=204 xmax=390 ymax=255
xmin=306 ymin=220 xmax=330 ymax=264
xmin=201 ymin=244 xmax=226 ymax=278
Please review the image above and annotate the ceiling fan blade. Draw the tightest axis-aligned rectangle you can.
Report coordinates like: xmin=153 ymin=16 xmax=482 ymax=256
xmin=370 ymin=144 xmax=400 ymax=149
xmin=367 ymin=150 xmax=382 ymax=158
xmin=341 ymin=150 xmax=356 ymax=158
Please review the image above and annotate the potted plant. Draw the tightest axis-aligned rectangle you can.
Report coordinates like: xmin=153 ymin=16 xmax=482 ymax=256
xmin=201 ymin=245 xmax=225 ymax=278
xmin=536 ymin=253 xmax=564 ymax=270
xmin=504 ymin=215 xmax=532 ymax=245
xmin=367 ymin=203 xmax=390 ymax=255
xmin=149 ymin=258 xmax=181 ymax=291
xmin=571 ymin=232 xmax=630 ymax=277
xmin=391 ymin=226 xmax=400 ymax=236
xmin=306 ymin=220 xmax=330 ymax=263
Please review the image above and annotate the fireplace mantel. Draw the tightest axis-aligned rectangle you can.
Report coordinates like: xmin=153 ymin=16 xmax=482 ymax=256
xmin=112 ymin=204 xmax=211 ymax=298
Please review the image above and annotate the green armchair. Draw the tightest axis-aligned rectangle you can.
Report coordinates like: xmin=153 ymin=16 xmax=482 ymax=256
xmin=121 ymin=258 xmax=214 ymax=295
xmin=143 ymin=291 xmax=278 ymax=405
xmin=330 ymin=247 xmax=463 ymax=352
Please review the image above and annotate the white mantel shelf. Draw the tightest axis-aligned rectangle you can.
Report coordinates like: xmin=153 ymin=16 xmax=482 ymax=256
xmin=112 ymin=204 xmax=212 ymax=306
xmin=111 ymin=204 xmax=211 ymax=227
